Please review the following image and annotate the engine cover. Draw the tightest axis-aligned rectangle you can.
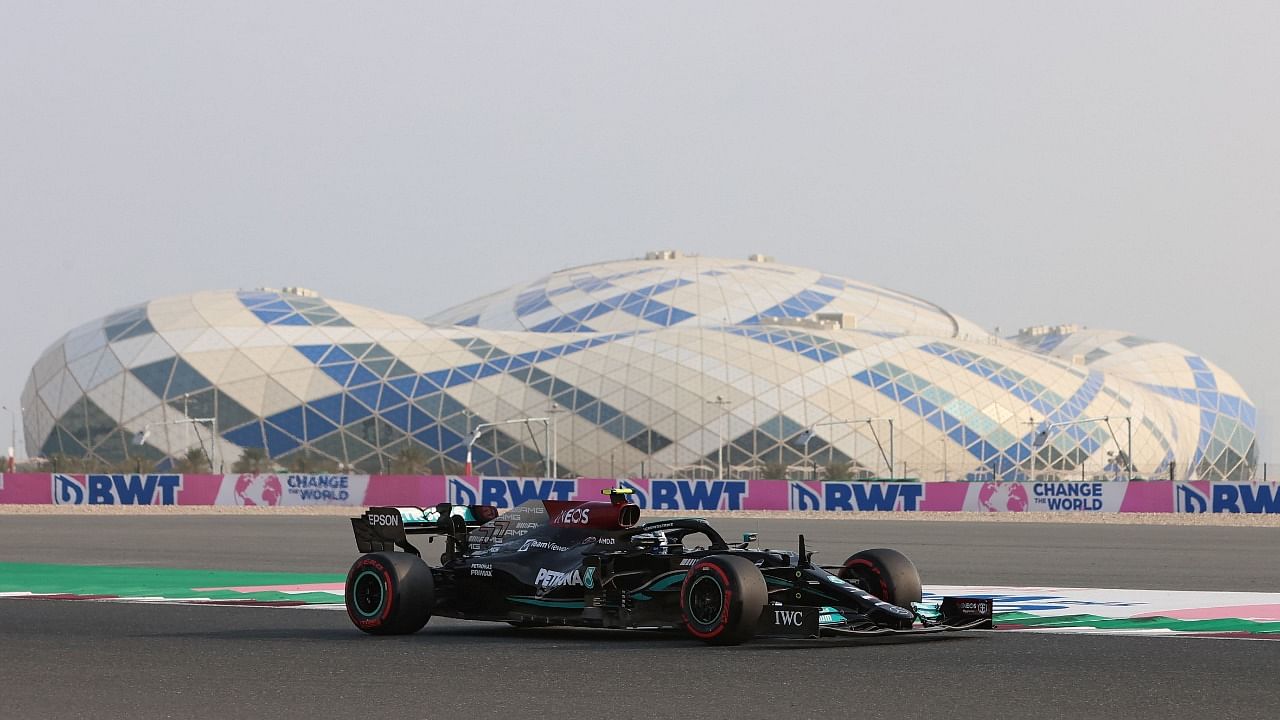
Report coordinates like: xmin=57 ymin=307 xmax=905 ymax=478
xmin=543 ymin=500 xmax=640 ymax=530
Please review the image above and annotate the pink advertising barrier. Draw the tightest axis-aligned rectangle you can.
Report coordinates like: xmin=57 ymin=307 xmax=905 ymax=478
xmin=2 ymin=474 xmax=1275 ymax=513
xmin=0 ymin=473 xmax=447 ymax=508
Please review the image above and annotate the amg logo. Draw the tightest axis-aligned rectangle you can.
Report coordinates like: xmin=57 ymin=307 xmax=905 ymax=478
xmin=774 ymin=609 xmax=805 ymax=626
xmin=534 ymin=567 xmax=582 ymax=590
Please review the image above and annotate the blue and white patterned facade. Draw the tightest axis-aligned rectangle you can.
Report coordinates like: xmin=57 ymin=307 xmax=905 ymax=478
xmin=21 ymin=253 xmax=1258 ymax=480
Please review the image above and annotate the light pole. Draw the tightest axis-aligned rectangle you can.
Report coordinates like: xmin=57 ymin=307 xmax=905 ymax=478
xmin=803 ymin=417 xmax=895 ymax=479
xmin=464 ymin=426 xmax=480 ymax=476
xmin=466 ymin=417 xmax=552 ymax=478
xmin=939 ymin=436 xmax=948 ymax=482
xmin=1032 ymin=415 xmax=1133 ymax=481
xmin=1127 ymin=417 xmax=1133 ymax=481
xmin=1 ymin=405 xmax=18 ymax=472
xmin=133 ymin=416 xmax=221 ymax=473
xmin=547 ymin=402 xmax=566 ymax=477
xmin=705 ymin=395 xmax=731 ymax=480
xmin=887 ymin=418 xmax=895 ymax=480
xmin=798 ymin=428 xmax=815 ymax=481
xmin=462 ymin=411 xmax=474 ymax=475
xmin=1025 ymin=416 xmax=1038 ymax=481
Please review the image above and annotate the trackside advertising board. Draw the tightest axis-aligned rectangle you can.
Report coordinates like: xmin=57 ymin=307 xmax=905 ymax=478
xmin=0 ymin=474 xmax=439 ymax=507
xmin=0 ymin=474 xmax=1277 ymax=513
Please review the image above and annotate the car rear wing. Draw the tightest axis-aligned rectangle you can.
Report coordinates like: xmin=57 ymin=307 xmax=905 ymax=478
xmin=351 ymin=504 xmax=499 ymax=557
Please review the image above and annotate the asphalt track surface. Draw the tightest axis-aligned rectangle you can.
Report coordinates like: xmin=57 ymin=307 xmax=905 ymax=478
xmin=2 ymin=516 xmax=1278 ymax=720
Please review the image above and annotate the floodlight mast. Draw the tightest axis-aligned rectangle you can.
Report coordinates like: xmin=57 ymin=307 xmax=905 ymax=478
xmin=1026 ymin=415 xmax=1133 ymax=481
xmin=704 ymin=396 xmax=731 ymax=480
xmin=799 ymin=428 xmax=815 ymax=480
xmin=132 ymin=416 xmax=222 ymax=473
xmin=465 ymin=417 xmax=553 ymax=478
xmin=802 ymin=417 xmax=895 ymax=480
xmin=1 ymin=405 xmax=19 ymax=472
xmin=464 ymin=427 xmax=482 ymax=476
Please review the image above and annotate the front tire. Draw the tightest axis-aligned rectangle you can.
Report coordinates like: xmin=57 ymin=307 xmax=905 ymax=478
xmin=839 ymin=548 xmax=921 ymax=628
xmin=345 ymin=552 xmax=434 ymax=635
xmin=680 ymin=555 xmax=767 ymax=645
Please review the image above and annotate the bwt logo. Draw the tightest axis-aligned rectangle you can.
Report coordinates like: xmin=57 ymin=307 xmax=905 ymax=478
xmin=1177 ymin=483 xmax=1280 ymax=514
xmin=619 ymin=480 xmax=747 ymax=511
xmin=790 ymin=482 xmax=924 ymax=512
xmin=1209 ymin=483 xmax=1280 ymax=514
xmin=1177 ymin=484 xmax=1208 ymax=513
xmin=790 ymin=483 xmax=820 ymax=510
xmin=53 ymin=474 xmax=182 ymax=505
xmin=619 ymin=480 xmax=648 ymax=506
xmin=448 ymin=477 xmax=577 ymax=508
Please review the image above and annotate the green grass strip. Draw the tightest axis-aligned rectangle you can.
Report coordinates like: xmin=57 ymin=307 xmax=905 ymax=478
xmin=0 ymin=562 xmax=344 ymax=604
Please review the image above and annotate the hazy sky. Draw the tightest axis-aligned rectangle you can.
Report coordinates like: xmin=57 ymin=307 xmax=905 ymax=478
xmin=2 ymin=2 xmax=1276 ymax=466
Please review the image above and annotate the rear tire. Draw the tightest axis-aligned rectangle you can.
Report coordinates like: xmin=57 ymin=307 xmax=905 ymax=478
xmin=345 ymin=552 xmax=434 ymax=635
xmin=839 ymin=548 xmax=921 ymax=628
xmin=680 ymin=555 xmax=767 ymax=645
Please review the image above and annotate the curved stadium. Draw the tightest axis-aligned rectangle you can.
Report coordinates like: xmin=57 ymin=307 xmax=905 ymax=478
xmin=20 ymin=252 xmax=1258 ymax=481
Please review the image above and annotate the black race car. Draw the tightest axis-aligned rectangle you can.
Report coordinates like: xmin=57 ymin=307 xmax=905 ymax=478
xmin=343 ymin=488 xmax=992 ymax=645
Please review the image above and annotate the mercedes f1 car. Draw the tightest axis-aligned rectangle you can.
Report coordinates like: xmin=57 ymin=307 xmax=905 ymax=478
xmin=343 ymin=489 xmax=992 ymax=645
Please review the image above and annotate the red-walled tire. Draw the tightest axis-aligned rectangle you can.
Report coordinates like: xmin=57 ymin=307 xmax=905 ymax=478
xmin=680 ymin=555 xmax=767 ymax=646
xmin=345 ymin=552 xmax=434 ymax=635
xmin=839 ymin=548 xmax=921 ymax=628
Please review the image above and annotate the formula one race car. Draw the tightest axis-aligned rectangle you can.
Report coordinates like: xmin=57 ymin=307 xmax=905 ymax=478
xmin=343 ymin=489 xmax=992 ymax=645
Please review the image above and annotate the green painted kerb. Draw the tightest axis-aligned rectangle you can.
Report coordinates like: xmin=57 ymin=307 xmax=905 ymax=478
xmin=996 ymin=612 xmax=1280 ymax=635
xmin=0 ymin=562 xmax=345 ymax=604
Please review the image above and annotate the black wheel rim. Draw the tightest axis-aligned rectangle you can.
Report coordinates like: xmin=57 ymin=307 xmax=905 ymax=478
xmin=842 ymin=562 xmax=883 ymax=600
xmin=687 ymin=575 xmax=725 ymax=626
xmin=352 ymin=570 xmax=386 ymax=618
